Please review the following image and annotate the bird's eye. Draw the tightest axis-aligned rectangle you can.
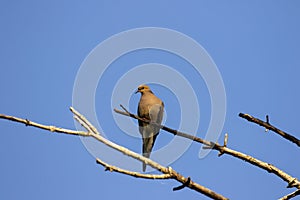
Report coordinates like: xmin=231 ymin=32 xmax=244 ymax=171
xmin=140 ymin=86 xmax=144 ymax=90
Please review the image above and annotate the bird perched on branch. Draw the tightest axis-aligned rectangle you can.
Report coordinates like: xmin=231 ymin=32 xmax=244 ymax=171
xmin=136 ymin=84 xmax=164 ymax=172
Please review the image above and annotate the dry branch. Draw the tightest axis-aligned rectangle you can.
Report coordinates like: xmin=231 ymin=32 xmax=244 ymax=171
xmin=71 ymin=107 xmax=228 ymax=200
xmin=114 ymin=107 xmax=300 ymax=190
xmin=0 ymin=110 xmax=228 ymax=200
xmin=1 ymin=108 xmax=299 ymax=199
xmin=279 ymin=189 xmax=300 ymax=200
xmin=0 ymin=114 xmax=88 ymax=136
xmin=239 ymin=113 xmax=300 ymax=148
xmin=96 ymin=158 xmax=173 ymax=179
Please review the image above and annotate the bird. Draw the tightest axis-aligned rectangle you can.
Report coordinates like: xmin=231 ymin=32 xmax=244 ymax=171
xmin=136 ymin=84 xmax=164 ymax=172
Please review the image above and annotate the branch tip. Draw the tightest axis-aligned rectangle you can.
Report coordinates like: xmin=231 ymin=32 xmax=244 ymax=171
xmin=120 ymin=104 xmax=130 ymax=114
xmin=265 ymin=115 xmax=270 ymax=132
xmin=266 ymin=115 xmax=270 ymax=124
xmin=69 ymin=107 xmax=75 ymax=113
xmin=173 ymin=177 xmax=191 ymax=191
xmin=224 ymin=133 xmax=228 ymax=147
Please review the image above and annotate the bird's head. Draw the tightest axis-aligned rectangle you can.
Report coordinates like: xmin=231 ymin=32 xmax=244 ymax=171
xmin=135 ymin=84 xmax=152 ymax=94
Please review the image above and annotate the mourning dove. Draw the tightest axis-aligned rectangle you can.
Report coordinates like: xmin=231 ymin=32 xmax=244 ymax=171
xmin=136 ymin=84 xmax=164 ymax=172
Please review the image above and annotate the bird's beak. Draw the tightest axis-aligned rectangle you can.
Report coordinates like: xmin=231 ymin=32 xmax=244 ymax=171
xmin=135 ymin=90 xmax=139 ymax=94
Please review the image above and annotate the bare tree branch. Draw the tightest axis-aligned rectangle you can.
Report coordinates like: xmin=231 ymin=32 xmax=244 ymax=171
xmin=96 ymin=158 xmax=173 ymax=179
xmin=1 ymin=108 xmax=299 ymax=199
xmin=114 ymin=107 xmax=300 ymax=190
xmin=0 ymin=110 xmax=228 ymax=200
xmin=0 ymin=114 xmax=88 ymax=136
xmin=239 ymin=113 xmax=300 ymax=148
xmin=71 ymin=107 xmax=228 ymax=200
xmin=279 ymin=189 xmax=300 ymax=200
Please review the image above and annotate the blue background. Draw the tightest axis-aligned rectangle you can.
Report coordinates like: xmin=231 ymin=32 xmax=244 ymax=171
xmin=0 ymin=1 xmax=299 ymax=199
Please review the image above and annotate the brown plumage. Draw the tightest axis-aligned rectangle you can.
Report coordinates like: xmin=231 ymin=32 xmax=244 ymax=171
xmin=136 ymin=84 xmax=164 ymax=172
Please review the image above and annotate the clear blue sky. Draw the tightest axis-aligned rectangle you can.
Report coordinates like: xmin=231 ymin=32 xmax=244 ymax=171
xmin=1 ymin=1 xmax=299 ymax=200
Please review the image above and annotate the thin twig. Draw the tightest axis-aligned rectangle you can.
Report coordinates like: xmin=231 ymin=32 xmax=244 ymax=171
xmin=218 ymin=133 xmax=228 ymax=157
xmin=114 ymin=107 xmax=300 ymax=190
xmin=239 ymin=113 xmax=300 ymax=148
xmin=96 ymin=158 xmax=173 ymax=179
xmin=279 ymin=189 xmax=300 ymax=200
xmin=0 ymin=114 xmax=88 ymax=136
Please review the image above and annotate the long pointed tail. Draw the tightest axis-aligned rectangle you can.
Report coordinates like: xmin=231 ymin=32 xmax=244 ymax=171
xmin=142 ymin=136 xmax=155 ymax=172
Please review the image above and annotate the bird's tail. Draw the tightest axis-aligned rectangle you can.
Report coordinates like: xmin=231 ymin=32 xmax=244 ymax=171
xmin=142 ymin=136 xmax=155 ymax=172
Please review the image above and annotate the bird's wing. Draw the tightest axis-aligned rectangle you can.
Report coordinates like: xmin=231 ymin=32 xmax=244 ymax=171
xmin=149 ymin=102 xmax=164 ymax=125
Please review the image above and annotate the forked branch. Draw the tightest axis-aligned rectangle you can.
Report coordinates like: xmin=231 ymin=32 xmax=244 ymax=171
xmin=1 ymin=108 xmax=299 ymax=199
xmin=71 ymin=107 xmax=228 ymax=200
xmin=0 ymin=109 xmax=228 ymax=200
xmin=114 ymin=106 xmax=300 ymax=191
xmin=239 ymin=113 xmax=300 ymax=148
